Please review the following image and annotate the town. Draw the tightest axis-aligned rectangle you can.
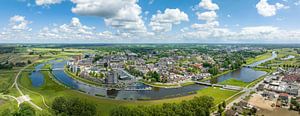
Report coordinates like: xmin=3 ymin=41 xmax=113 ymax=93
xmin=64 ymin=45 xmax=264 ymax=89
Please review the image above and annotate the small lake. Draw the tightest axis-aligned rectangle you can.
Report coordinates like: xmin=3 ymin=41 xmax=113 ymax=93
xmin=213 ymin=68 xmax=267 ymax=83
xmin=29 ymin=63 xmax=45 ymax=87
xmin=211 ymin=51 xmax=277 ymax=83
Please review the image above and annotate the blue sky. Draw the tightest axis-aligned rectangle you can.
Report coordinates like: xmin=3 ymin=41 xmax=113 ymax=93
xmin=0 ymin=0 xmax=300 ymax=43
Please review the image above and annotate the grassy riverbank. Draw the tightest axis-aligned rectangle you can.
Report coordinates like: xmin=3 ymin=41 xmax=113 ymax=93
xmin=140 ymin=80 xmax=181 ymax=88
xmin=15 ymin=62 xmax=239 ymax=116
xmin=200 ymin=70 xmax=233 ymax=82
xmin=219 ymin=78 xmax=249 ymax=87
xmin=64 ymin=67 xmax=103 ymax=87
xmin=245 ymin=51 xmax=273 ymax=65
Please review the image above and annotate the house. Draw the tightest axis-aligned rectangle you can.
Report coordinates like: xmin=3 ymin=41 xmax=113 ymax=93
xmin=257 ymin=84 xmax=265 ymax=91
xmin=278 ymin=93 xmax=289 ymax=106
xmin=261 ymin=91 xmax=275 ymax=100
xmin=225 ymin=109 xmax=238 ymax=116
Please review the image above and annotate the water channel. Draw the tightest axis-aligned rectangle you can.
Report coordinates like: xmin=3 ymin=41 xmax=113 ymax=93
xmin=29 ymin=51 xmax=277 ymax=100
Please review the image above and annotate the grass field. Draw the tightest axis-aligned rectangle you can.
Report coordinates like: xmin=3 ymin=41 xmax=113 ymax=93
xmin=245 ymin=51 xmax=273 ymax=65
xmin=218 ymin=78 xmax=249 ymax=87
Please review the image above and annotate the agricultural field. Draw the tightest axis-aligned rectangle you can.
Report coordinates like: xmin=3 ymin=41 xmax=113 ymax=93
xmin=262 ymin=48 xmax=300 ymax=67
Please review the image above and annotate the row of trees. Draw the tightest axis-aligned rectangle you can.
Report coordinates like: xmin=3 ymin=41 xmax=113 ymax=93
xmin=0 ymin=60 xmax=32 ymax=70
xmin=281 ymin=64 xmax=300 ymax=68
xmin=0 ymin=61 xmax=13 ymax=70
xmin=52 ymin=97 xmax=96 ymax=116
xmin=110 ymin=96 xmax=214 ymax=116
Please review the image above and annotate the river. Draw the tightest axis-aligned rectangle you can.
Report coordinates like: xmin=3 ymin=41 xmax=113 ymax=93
xmin=29 ymin=51 xmax=277 ymax=100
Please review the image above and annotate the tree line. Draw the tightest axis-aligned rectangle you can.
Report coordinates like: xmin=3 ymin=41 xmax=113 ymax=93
xmin=110 ymin=96 xmax=214 ymax=116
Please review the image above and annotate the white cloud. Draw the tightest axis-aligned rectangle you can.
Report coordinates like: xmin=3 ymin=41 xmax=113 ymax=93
xmin=240 ymin=26 xmax=278 ymax=35
xmin=71 ymin=0 xmax=146 ymax=34
xmin=295 ymin=0 xmax=300 ymax=6
xmin=275 ymin=3 xmax=289 ymax=9
xmin=178 ymin=25 xmax=300 ymax=43
xmin=38 ymin=17 xmax=96 ymax=40
xmin=36 ymin=0 xmax=63 ymax=6
xmin=196 ymin=11 xmax=217 ymax=21
xmin=199 ymin=0 xmax=219 ymax=11
xmin=9 ymin=15 xmax=32 ymax=31
xmin=256 ymin=0 xmax=288 ymax=17
xmin=0 ymin=15 xmax=32 ymax=40
xmin=149 ymin=8 xmax=189 ymax=33
xmin=191 ymin=21 xmax=219 ymax=30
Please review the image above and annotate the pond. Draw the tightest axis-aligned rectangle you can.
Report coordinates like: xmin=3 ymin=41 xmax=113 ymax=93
xmin=211 ymin=51 xmax=277 ymax=83
xmin=29 ymin=63 xmax=45 ymax=87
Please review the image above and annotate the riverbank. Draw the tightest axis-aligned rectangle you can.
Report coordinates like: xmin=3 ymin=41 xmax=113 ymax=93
xmin=200 ymin=69 xmax=234 ymax=82
xmin=19 ymin=65 xmax=240 ymax=115
xmin=245 ymin=51 xmax=273 ymax=65
xmin=64 ymin=67 xmax=103 ymax=87
xmin=140 ymin=81 xmax=181 ymax=88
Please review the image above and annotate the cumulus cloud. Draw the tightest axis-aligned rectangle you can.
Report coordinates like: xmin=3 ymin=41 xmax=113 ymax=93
xmin=191 ymin=21 xmax=219 ymax=30
xmin=178 ymin=25 xmax=300 ymax=43
xmin=196 ymin=11 xmax=217 ymax=21
xmin=256 ymin=0 xmax=288 ymax=17
xmin=199 ymin=0 xmax=219 ymax=11
xmin=71 ymin=0 xmax=146 ymax=34
xmin=38 ymin=17 xmax=96 ymax=40
xmin=149 ymin=8 xmax=189 ymax=33
xmin=9 ymin=15 xmax=32 ymax=31
xmin=36 ymin=0 xmax=63 ymax=6
xmin=0 ymin=15 xmax=33 ymax=41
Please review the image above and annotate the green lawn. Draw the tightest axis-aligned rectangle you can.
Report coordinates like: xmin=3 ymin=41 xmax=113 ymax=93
xmin=218 ymin=78 xmax=248 ymax=87
xmin=196 ymin=87 xmax=238 ymax=105
xmin=245 ymin=51 xmax=272 ymax=65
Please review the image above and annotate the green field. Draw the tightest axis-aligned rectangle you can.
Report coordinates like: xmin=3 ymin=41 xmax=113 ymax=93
xmin=218 ymin=78 xmax=249 ymax=87
xmin=245 ymin=51 xmax=272 ymax=65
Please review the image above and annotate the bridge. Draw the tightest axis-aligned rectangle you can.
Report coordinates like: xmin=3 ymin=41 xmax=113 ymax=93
xmin=195 ymin=81 xmax=243 ymax=91
xmin=23 ymin=68 xmax=64 ymax=72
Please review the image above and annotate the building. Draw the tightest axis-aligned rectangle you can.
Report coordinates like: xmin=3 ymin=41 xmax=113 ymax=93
xmin=105 ymin=71 xmax=118 ymax=84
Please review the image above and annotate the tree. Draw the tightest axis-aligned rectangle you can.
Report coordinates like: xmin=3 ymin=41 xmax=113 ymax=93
xmin=222 ymin=101 xmax=226 ymax=108
xmin=52 ymin=97 xmax=67 ymax=114
xmin=51 ymin=97 xmax=96 ymax=116
xmin=27 ymin=60 xmax=32 ymax=64
xmin=1 ymin=109 xmax=13 ymax=116
xmin=16 ymin=103 xmax=36 ymax=116
xmin=110 ymin=96 xmax=214 ymax=116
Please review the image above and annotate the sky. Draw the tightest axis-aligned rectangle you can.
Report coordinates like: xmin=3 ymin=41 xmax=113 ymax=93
xmin=0 ymin=0 xmax=300 ymax=43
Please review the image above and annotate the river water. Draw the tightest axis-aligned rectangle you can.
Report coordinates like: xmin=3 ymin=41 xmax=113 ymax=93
xmin=29 ymin=51 xmax=277 ymax=100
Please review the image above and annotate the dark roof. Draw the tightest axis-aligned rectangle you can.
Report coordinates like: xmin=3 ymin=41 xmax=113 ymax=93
xmin=225 ymin=110 xmax=237 ymax=116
